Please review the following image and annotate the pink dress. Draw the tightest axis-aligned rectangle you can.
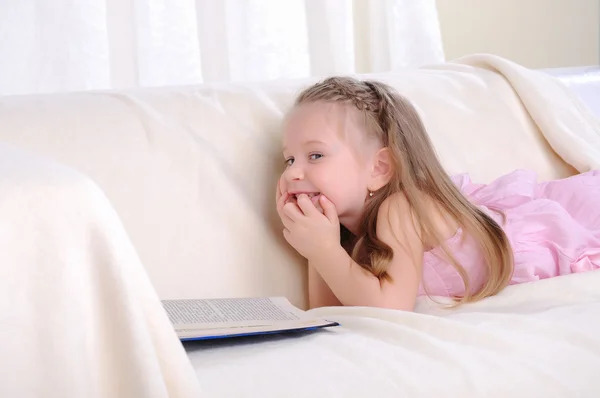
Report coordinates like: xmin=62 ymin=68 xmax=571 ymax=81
xmin=419 ymin=169 xmax=600 ymax=297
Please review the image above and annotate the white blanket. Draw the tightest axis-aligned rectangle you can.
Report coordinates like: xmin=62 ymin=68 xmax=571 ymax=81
xmin=187 ymin=271 xmax=600 ymax=397
xmin=0 ymin=144 xmax=202 ymax=397
xmin=439 ymin=54 xmax=600 ymax=172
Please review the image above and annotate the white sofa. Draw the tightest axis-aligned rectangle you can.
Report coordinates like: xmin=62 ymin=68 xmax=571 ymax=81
xmin=1 ymin=54 xmax=599 ymax=397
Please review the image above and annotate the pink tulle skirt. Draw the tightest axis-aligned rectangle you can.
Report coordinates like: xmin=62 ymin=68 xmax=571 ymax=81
xmin=419 ymin=169 xmax=600 ymax=297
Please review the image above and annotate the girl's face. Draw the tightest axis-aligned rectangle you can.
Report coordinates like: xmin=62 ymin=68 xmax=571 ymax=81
xmin=280 ymin=102 xmax=380 ymax=232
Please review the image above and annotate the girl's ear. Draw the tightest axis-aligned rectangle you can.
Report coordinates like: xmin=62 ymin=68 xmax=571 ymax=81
xmin=369 ymin=147 xmax=394 ymax=191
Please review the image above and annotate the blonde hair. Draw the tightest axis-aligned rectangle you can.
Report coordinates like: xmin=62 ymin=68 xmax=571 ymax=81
xmin=294 ymin=76 xmax=514 ymax=304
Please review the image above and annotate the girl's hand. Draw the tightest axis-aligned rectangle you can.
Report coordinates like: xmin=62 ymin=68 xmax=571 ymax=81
xmin=277 ymin=193 xmax=341 ymax=260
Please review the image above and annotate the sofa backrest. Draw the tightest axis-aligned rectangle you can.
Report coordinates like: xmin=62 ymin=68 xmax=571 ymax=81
xmin=0 ymin=62 xmax=581 ymax=308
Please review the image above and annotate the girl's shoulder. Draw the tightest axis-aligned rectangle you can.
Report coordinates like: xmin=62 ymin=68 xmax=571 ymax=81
xmin=375 ymin=192 xmax=423 ymax=254
xmin=377 ymin=192 xmax=459 ymax=251
xmin=377 ymin=192 xmax=413 ymax=222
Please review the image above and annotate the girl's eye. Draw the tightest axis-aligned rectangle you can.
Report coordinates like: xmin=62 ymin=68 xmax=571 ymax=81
xmin=285 ymin=158 xmax=294 ymax=166
xmin=309 ymin=153 xmax=323 ymax=161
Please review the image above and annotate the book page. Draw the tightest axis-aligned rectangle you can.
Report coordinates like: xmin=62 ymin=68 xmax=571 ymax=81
xmin=174 ymin=319 xmax=335 ymax=340
xmin=162 ymin=297 xmax=306 ymax=326
xmin=161 ymin=297 xmax=338 ymax=339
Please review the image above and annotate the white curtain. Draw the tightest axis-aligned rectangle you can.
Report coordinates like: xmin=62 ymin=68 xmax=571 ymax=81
xmin=0 ymin=0 xmax=445 ymax=96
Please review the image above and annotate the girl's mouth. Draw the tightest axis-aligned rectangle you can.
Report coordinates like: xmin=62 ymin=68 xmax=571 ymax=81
xmin=289 ymin=192 xmax=321 ymax=207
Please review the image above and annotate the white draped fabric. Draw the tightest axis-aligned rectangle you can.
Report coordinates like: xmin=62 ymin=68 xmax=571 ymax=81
xmin=0 ymin=0 xmax=445 ymax=96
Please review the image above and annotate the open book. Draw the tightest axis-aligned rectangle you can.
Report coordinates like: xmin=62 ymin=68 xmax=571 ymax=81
xmin=161 ymin=296 xmax=339 ymax=341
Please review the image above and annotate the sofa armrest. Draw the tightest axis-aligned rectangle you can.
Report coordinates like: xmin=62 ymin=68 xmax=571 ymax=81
xmin=0 ymin=143 xmax=201 ymax=397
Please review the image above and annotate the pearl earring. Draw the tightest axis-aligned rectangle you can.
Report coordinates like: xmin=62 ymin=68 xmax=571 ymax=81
xmin=369 ymin=191 xmax=374 ymax=197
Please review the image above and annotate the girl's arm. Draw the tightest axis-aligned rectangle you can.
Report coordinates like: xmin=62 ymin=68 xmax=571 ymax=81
xmin=310 ymin=193 xmax=424 ymax=310
xmin=307 ymin=227 xmax=352 ymax=309
xmin=307 ymin=264 xmax=342 ymax=309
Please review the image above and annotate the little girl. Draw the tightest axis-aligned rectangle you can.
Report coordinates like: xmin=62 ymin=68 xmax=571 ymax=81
xmin=276 ymin=76 xmax=600 ymax=311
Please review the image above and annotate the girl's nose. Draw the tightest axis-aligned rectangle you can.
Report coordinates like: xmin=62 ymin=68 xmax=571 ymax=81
xmin=285 ymin=164 xmax=304 ymax=181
